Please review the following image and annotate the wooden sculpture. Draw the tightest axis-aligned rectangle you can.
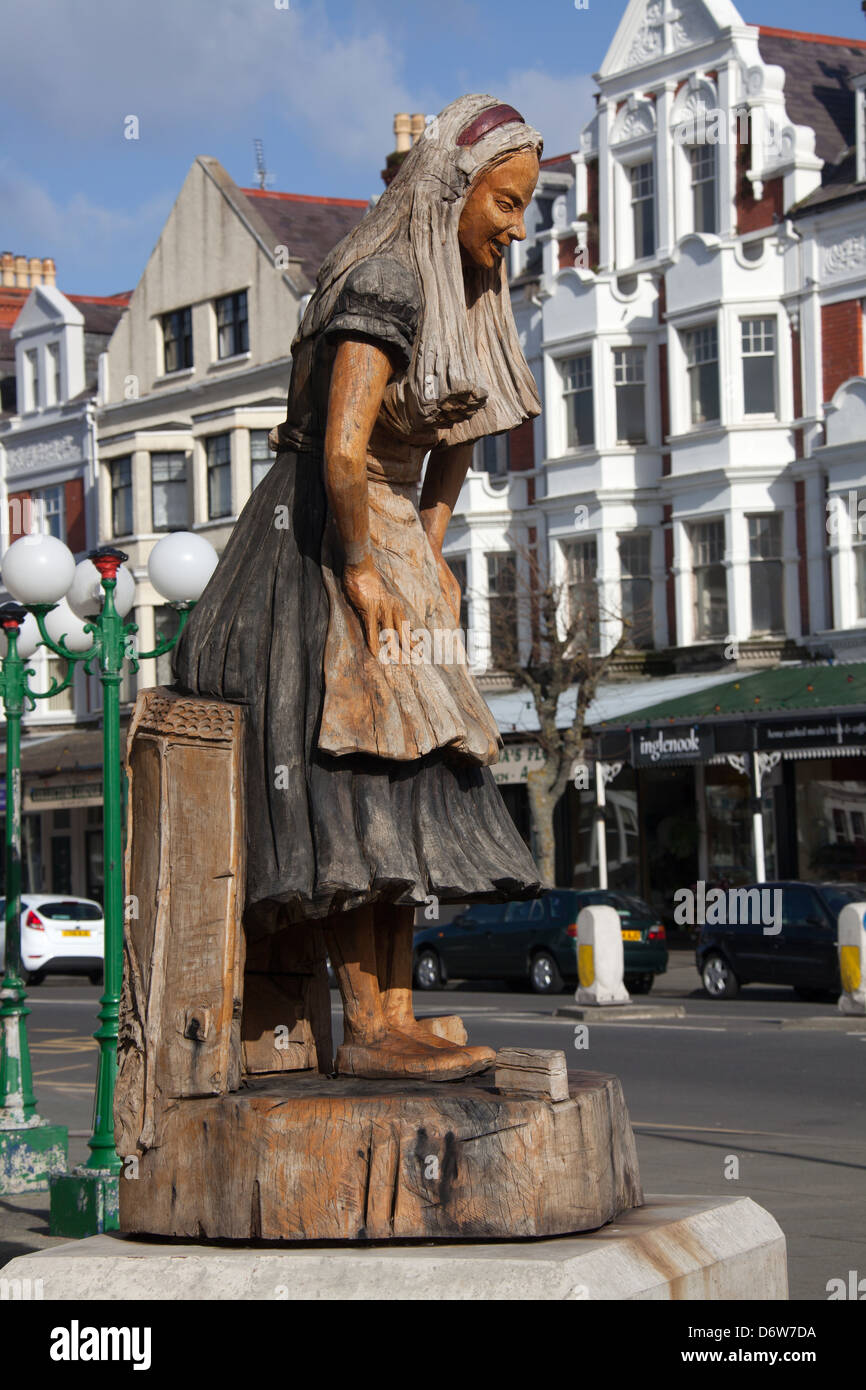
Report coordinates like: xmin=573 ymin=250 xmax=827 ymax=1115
xmin=116 ymin=95 xmax=643 ymax=1240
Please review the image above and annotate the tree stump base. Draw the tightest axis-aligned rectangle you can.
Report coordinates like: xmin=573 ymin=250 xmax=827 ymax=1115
xmin=119 ymin=1067 xmax=642 ymax=1242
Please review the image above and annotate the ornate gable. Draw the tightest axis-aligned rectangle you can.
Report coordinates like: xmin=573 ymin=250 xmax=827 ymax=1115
xmin=600 ymin=0 xmax=742 ymax=78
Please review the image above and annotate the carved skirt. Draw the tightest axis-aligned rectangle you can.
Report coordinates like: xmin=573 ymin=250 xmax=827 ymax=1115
xmin=172 ymin=448 xmax=541 ymax=924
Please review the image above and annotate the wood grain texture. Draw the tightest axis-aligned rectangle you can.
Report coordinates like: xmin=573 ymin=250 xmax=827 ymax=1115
xmin=119 ymin=1069 xmax=643 ymax=1241
xmin=494 ymin=1047 xmax=569 ymax=1101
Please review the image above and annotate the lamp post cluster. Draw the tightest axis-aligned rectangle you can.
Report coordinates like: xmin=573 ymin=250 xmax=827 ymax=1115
xmin=0 ymin=531 xmax=217 ymax=1232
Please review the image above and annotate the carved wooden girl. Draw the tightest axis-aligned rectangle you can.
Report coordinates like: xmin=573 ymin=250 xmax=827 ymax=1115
xmin=174 ymin=95 xmax=544 ymax=1080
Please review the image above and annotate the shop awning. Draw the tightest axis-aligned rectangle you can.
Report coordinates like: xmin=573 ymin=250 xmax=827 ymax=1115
xmin=485 ymin=669 xmax=745 ymax=735
xmin=592 ymin=662 xmax=866 ymax=766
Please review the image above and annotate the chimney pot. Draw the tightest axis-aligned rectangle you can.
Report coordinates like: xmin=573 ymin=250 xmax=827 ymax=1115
xmin=14 ymin=255 xmax=28 ymax=288
xmin=1 ymin=252 xmax=14 ymax=287
xmin=409 ymin=113 xmax=426 ymax=144
xmin=42 ymin=257 xmax=56 ymax=286
xmin=394 ymin=113 xmax=412 ymax=153
xmin=28 ymin=256 xmax=43 ymax=286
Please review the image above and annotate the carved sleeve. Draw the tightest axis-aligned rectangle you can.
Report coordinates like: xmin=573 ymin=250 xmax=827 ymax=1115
xmin=323 ymin=257 xmax=421 ymax=369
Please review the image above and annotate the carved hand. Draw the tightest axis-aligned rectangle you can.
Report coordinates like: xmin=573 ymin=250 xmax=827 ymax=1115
xmin=343 ymin=555 xmax=408 ymax=657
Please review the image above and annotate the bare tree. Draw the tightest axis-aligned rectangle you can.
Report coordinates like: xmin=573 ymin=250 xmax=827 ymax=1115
xmin=485 ymin=541 xmax=632 ymax=887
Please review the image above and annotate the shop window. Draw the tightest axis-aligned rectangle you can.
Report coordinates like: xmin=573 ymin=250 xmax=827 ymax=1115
xmin=487 ymin=552 xmax=518 ymax=667
xmin=689 ymin=144 xmax=716 ymax=234
xmin=629 ymin=161 xmax=656 ymax=259
xmin=683 ymin=324 xmax=720 ymax=425
xmin=110 ymin=457 xmax=133 ymax=537
xmin=161 ymin=306 xmax=193 ymax=374
xmin=250 ymin=430 xmax=273 ymax=489
xmin=206 ymin=434 xmax=232 ymax=519
xmin=742 ymin=318 xmax=777 ymax=415
xmin=562 ymin=353 xmax=594 ymax=449
xmin=151 ymin=452 xmax=188 ymax=531
xmin=619 ymin=532 xmax=653 ymax=648
xmin=691 ymin=519 xmax=727 ymax=639
xmin=748 ymin=514 xmax=784 ymax=634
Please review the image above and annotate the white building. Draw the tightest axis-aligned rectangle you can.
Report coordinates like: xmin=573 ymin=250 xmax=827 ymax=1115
xmin=450 ymin=3 xmax=866 ymax=673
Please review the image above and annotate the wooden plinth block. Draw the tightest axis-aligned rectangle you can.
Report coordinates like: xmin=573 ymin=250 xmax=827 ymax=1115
xmin=119 ymin=1069 xmax=643 ymax=1242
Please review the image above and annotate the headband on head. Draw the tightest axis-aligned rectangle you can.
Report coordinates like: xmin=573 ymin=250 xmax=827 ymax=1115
xmin=456 ymin=103 xmax=525 ymax=147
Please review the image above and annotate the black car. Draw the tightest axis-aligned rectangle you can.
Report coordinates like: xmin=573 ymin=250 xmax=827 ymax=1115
xmin=413 ymin=888 xmax=668 ymax=995
xmin=695 ymin=881 xmax=863 ymax=1000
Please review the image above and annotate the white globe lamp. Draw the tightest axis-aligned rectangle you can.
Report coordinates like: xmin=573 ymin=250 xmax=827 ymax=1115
xmin=149 ymin=531 xmax=218 ymax=603
xmin=67 ymin=558 xmax=136 ymax=620
xmin=1 ymin=534 xmax=75 ymax=606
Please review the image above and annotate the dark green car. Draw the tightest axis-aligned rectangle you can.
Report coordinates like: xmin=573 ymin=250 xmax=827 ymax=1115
xmin=413 ymin=888 xmax=668 ymax=994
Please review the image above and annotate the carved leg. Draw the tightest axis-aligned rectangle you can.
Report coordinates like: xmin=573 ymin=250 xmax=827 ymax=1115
xmin=376 ymin=904 xmax=469 ymax=1047
xmin=324 ymin=904 xmax=492 ymax=1080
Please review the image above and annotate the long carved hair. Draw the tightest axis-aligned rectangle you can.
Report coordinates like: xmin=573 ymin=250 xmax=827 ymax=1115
xmin=297 ymin=93 xmax=543 ymax=447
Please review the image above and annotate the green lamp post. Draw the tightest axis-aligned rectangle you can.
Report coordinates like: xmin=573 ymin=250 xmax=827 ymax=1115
xmin=0 ymin=530 xmax=217 ymax=1235
xmin=0 ymin=600 xmax=72 ymax=1192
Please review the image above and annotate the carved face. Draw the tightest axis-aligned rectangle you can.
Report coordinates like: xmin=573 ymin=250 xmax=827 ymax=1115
xmin=458 ymin=149 xmax=540 ymax=271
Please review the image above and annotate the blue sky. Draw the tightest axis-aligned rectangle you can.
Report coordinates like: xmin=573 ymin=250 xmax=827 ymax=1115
xmin=2 ymin=0 xmax=863 ymax=294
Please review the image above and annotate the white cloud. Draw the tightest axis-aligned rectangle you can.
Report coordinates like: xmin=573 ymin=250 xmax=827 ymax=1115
xmin=3 ymin=0 xmax=412 ymax=171
xmin=498 ymin=69 xmax=596 ymax=157
xmin=0 ymin=160 xmax=172 ymax=290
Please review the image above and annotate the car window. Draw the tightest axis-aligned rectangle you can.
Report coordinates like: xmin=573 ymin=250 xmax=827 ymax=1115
xmin=820 ymin=886 xmax=864 ymax=918
xmin=37 ymin=901 xmax=103 ymax=921
xmin=465 ymin=904 xmax=503 ymax=924
xmin=781 ymin=886 xmax=821 ymax=926
xmin=546 ymin=892 xmax=575 ymax=922
xmin=505 ymin=901 xmax=532 ymax=922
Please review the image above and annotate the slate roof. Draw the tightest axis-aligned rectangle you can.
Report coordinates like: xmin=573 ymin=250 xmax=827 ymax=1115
xmin=240 ymin=188 xmax=369 ymax=286
xmin=755 ymin=27 xmax=866 ymax=216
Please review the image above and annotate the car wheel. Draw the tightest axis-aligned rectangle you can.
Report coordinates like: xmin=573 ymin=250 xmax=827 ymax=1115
xmin=701 ymin=953 xmax=739 ymax=999
xmin=413 ymin=949 xmax=442 ymax=991
xmin=23 ymin=969 xmax=45 ymax=986
xmin=626 ymin=973 xmax=654 ymax=995
xmin=529 ymin=950 xmax=563 ymax=994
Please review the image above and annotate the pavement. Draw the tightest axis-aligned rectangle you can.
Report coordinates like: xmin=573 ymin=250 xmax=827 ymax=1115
xmin=1 ymin=951 xmax=864 ymax=1300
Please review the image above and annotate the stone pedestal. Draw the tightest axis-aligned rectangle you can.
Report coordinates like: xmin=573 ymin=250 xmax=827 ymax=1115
xmin=0 ymin=1197 xmax=788 ymax=1300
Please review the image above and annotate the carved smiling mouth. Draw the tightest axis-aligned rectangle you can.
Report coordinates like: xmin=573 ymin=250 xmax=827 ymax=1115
xmin=490 ymin=241 xmax=507 ymax=258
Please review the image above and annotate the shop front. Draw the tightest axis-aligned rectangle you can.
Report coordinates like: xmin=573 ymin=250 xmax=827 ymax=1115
xmin=592 ymin=664 xmax=866 ymax=925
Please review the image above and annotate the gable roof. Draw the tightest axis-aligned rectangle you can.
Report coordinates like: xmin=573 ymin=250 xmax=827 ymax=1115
xmin=755 ymin=26 xmax=866 ymax=215
xmin=240 ymin=188 xmax=369 ymax=285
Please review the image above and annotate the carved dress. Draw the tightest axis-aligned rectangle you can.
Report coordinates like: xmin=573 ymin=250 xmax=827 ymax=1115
xmin=173 ymin=256 xmax=541 ymax=923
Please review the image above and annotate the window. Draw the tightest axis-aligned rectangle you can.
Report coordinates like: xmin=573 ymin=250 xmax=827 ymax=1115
xmin=110 ymin=457 xmax=133 ymax=537
xmin=32 ymin=486 xmax=65 ymax=541
xmin=630 ymin=162 xmax=655 ymax=260
xmin=853 ymin=488 xmax=866 ymax=621
xmin=25 ymin=349 xmax=39 ymax=410
xmin=250 ymin=430 xmax=273 ymax=489
xmin=563 ymin=353 xmax=594 ymax=448
xmin=216 ymin=291 xmax=249 ymax=359
xmin=448 ymin=555 xmax=469 ymax=632
xmin=564 ymin=538 xmax=599 ymax=649
xmin=161 ymin=307 xmax=193 ymax=374
xmin=478 ymin=433 xmax=510 ymax=478
xmin=613 ymin=348 xmax=647 ymax=444
xmin=46 ymin=342 xmax=61 ymax=404
xmin=487 ymin=552 xmax=518 ymax=666
xmin=151 ymin=452 xmax=188 ymax=531
xmin=619 ymin=533 xmax=653 ymax=648
xmin=689 ymin=144 xmax=716 ymax=234
xmin=742 ymin=318 xmax=777 ymax=415
xmin=206 ymin=433 xmax=232 ymax=519
xmin=683 ymin=325 xmax=720 ymax=425
xmin=748 ymin=515 xmax=784 ymax=634
xmin=691 ymin=520 xmax=727 ymax=639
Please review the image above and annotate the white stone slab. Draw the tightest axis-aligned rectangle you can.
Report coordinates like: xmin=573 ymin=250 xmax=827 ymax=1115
xmin=0 ymin=1196 xmax=787 ymax=1301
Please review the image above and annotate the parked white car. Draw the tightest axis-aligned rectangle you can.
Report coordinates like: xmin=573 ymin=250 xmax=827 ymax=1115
xmin=0 ymin=894 xmax=104 ymax=985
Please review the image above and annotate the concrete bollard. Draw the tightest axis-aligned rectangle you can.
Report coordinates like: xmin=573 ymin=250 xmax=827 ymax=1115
xmin=838 ymin=902 xmax=866 ymax=1016
xmin=576 ymin=905 xmax=630 ymax=1006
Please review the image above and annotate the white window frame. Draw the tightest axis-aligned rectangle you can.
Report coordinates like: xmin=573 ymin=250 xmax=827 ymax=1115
xmin=690 ymin=518 xmax=728 ymax=641
xmin=740 ymin=316 xmax=779 ymax=419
